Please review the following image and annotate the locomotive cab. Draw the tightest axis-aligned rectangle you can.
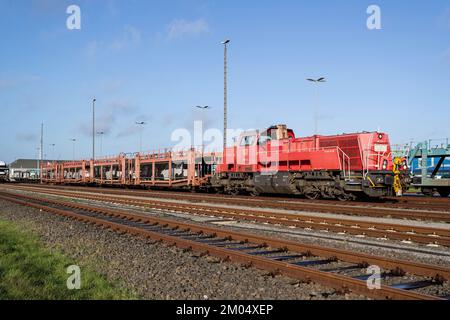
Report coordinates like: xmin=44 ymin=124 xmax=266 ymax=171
xmin=257 ymin=125 xmax=295 ymax=143
xmin=237 ymin=124 xmax=295 ymax=147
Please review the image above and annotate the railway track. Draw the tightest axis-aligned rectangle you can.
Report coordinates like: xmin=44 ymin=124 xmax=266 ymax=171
xmin=26 ymin=184 xmax=450 ymax=211
xmin=0 ymin=191 xmax=449 ymax=300
xmin=11 ymin=184 xmax=450 ymax=223
xmin=4 ymin=186 xmax=450 ymax=247
xmin=391 ymin=196 xmax=450 ymax=212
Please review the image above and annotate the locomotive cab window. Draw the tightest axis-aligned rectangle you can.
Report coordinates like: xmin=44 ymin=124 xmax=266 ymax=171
xmin=240 ymin=135 xmax=256 ymax=146
xmin=257 ymin=135 xmax=272 ymax=145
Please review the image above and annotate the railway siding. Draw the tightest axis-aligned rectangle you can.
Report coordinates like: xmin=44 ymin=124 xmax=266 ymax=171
xmin=0 ymin=190 xmax=449 ymax=300
xmin=4 ymin=186 xmax=450 ymax=247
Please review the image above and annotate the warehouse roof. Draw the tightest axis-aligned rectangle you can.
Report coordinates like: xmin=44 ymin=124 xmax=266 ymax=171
xmin=8 ymin=159 xmax=52 ymax=169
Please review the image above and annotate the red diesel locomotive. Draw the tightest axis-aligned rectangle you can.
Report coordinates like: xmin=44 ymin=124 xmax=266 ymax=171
xmin=41 ymin=124 xmax=406 ymax=200
xmin=212 ymin=125 xmax=406 ymax=200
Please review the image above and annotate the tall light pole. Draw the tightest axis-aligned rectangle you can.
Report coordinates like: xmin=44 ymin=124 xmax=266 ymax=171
xmin=40 ymin=123 xmax=44 ymax=160
xmin=49 ymin=144 xmax=56 ymax=160
xmin=195 ymin=105 xmax=211 ymax=110
xmin=38 ymin=123 xmax=44 ymax=177
xmin=92 ymin=98 xmax=96 ymax=160
xmin=195 ymin=105 xmax=211 ymax=130
xmin=69 ymin=139 xmax=76 ymax=161
xmin=97 ymin=132 xmax=104 ymax=158
xmin=221 ymin=39 xmax=230 ymax=151
xmin=135 ymin=121 xmax=146 ymax=153
xmin=307 ymin=77 xmax=326 ymax=135
xmin=194 ymin=106 xmax=211 ymax=158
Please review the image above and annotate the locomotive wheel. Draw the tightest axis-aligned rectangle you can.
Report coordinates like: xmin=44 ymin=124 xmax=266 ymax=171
xmin=249 ymin=189 xmax=260 ymax=197
xmin=421 ymin=188 xmax=435 ymax=197
xmin=305 ymin=191 xmax=320 ymax=200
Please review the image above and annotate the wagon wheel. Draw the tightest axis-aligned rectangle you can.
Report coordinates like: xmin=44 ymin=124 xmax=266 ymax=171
xmin=438 ymin=189 xmax=450 ymax=198
xmin=214 ymin=188 xmax=225 ymax=194
xmin=249 ymin=189 xmax=260 ymax=197
xmin=228 ymin=189 xmax=240 ymax=196
xmin=421 ymin=188 xmax=434 ymax=197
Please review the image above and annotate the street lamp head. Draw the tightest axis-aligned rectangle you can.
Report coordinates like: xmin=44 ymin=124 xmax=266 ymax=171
xmin=307 ymin=77 xmax=326 ymax=83
xmin=222 ymin=39 xmax=230 ymax=45
xmin=93 ymin=98 xmax=96 ymax=102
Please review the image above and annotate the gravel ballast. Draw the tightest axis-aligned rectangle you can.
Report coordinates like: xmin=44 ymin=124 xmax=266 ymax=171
xmin=0 ymin=200 xmax=365 ymax=300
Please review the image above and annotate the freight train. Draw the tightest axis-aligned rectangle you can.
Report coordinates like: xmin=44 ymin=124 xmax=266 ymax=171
xmin=41 ymin=125 xmax=409 ymax=200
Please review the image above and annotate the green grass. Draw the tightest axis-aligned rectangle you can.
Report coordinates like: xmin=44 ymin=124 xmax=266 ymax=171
xmin=0 ymin=219 xmax=136 ymax=300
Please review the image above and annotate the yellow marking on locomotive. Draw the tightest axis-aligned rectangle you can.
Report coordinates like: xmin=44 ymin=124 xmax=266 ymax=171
xmin=393 ymin=157 xmax=404 ymax=197
xmin=367 ymin=176 xmax=376 ymax=187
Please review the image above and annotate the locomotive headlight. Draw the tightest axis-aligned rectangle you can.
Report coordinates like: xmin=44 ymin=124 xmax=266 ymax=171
xmin=382 ymin=160 xmax=388 ymax=170
xmin=378 ymin=133 xmax=383 ymax=140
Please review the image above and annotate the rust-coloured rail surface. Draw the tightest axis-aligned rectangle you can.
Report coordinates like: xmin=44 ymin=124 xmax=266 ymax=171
xmin=5 ymin=186 xmax=450 ymax=247
xmin=27 ymin=183 xmax=450 ymax=211
xmin=0 ymin=190 xmax=449 ymax=300
xmin=13 ymin=184 xmax=450 ymax=222
xmin=391 ymin=196 xmax=450 ymax=211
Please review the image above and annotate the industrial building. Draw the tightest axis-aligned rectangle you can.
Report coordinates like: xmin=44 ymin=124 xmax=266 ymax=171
xmin=8 ymin=159 xmax=48 ymax=182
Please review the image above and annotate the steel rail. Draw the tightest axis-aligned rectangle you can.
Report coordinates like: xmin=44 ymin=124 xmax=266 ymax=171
xmin=18 ymin=183 xmax=450 ymax=211
xmin=6 ymin=187 xmax=450 ymax=247
xmin=12 ymin=184 xmax=450 ymax=222
xmin=31 ymin=183 xmax=450 ymax=210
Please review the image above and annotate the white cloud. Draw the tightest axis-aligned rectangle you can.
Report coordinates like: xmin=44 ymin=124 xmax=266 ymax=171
xmin=83 ymin=25 xmax=141 ymax=58
xmin=0 ymin=75 xmax=40 ymax=91
xmin=100 ymin=80 xmax=123 ymax=93
xmin=16 ymin=133 xmax=37 ymax=142
xmin=31 ymin=0 xmax=63 ymax=13
xmin=116 ymin=114 xmax=151 ymax=138
xmin=167 ymin=19 xmax=210 ymax=40
xmin=77 ymin=100 xmax=138 ymax=137
xmin=111 ymin=25 xmax=141 ymax=51
xmin=116 ymin=125 xmax=141 ymax=138
xmin=84 ymin=40 xmax=100 ymax=58
xmin=443 ymin=48 xmax=450 ymax=61
xmin=0 ymin=78 xmax=15 ymax=90
xmin=438 ymin=6 xmax=450 ymax=29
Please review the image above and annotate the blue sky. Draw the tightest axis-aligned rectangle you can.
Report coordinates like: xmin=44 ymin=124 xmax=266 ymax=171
xmin=1 ymin=0 xmax=450 ymax=163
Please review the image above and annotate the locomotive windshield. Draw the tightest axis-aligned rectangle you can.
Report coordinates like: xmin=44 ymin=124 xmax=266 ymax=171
xmin=257 ymin=135 xmax=272 ymax=145
xmin=240 ymin=135 xmax=256 ymax=146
